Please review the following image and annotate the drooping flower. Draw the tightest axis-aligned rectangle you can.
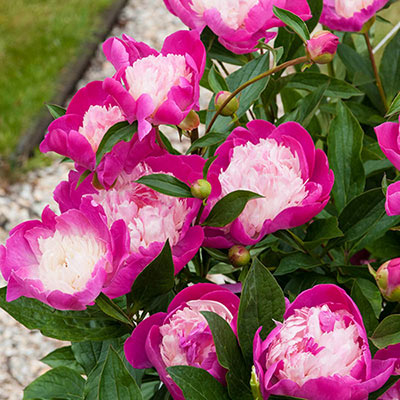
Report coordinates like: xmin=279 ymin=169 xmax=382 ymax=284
xmin=124 ymin=283 xmax=240 ymax=400
xmin=253 ymin=284 xmax=396 ymax=400
xmin=372 ymin=258 xmax=400 ymax=302
xmin=320 ymin=0 xmax=390 ymax=32
xmin=203 ymin=120 xmax=334 ymax=248
xmin=306 ymin=30 xmax=340 ymax=64
xmin=40 ymin=81 xmax=125 ymax=171
xmin=102 ymin=30 xmax=206 ymax=139
xmin=54 ymin=139 xmax=205 ymax=298
xmin=163 ymin=0 xmax=311 ymax=54
xmin=0 ymin=205 xmax=129 ymax=310
xmin=375 ymin=115 xmax=400 ymax=216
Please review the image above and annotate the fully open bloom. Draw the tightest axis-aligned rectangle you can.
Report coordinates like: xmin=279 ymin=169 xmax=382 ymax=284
xmin=320 ymin=0 xmax=389 ymax=32
xmin=375 ymin=116 xmax=400 ymax=216
xmin=0 ymin=205 xmax=129 ymax=310
xmin=253 ymin=284 xmax=396 ymax=400
xmin=124 ymin=283 xmax=240 ymax=400
xmin=40 ymin=80 xmax=125 ymax=171
xmin=203 ymin=120 xmax=334 ymax=248
xmin=306 ymin=30 xmax=340 ymax=64
xmin=372 ymin=258 xmax=400 ymax=302
xmin=163 ymin=0 xmax=311 ymax=53
xmin=54 ymin=138 xmax=205 ymax=298
xmin=102 ymin=30 xmax=205 ymax=139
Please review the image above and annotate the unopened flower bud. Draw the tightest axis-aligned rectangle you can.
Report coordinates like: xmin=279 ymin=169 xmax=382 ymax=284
xmin=306 ymin=30 xmax=339 ymax=64
xmin=228 ymin=245 xmax=251 ymax=268
xmin=92 ymin=172 xmax=105 ymax=190
xmin=215 ymin=91 xmax=239 ymax=116
xmin=190 ymin=179 xmax=212 ymax=200
xmin=178 ymin=110 xmax=200 ymax=131
xmin=372 ymin=258 xmax=400 ymax=302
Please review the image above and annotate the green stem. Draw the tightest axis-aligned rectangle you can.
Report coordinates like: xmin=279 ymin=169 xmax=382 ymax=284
xmin=205 ymin=56 xmax=308 ymax=135
xmin=195 ymin=203 xmax=205 ymax=225
xmin=155 ymin=125 xmax=167 ymax=150
xmin=363 ymin=31 xmax=388 ymax=112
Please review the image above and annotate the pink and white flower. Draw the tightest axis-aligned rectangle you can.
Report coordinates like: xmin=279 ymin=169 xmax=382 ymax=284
xmin=102 ymin=30 xmax=206 ymax=139
xmin=320 ymin=0 xmax=390 ymax=32
xmin=40 ymin=80 xmax=125 ymax=171
xmin=306 ymin=30 xmax=340 ymax=64
xmin=203 ymin=120 xmax=334 ymax=248
xmin=124 ymin=283 xmax=240 ymax=400
xmin=253 ymin=284 xmax=396 ymax=400
xmin=0 ymin=205 xmax=129 ymax=310
xmin=163 ymin=0 xmax=311 ymax=54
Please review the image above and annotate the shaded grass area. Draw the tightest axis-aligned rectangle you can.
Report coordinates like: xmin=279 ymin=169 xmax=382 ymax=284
xmin=0 ymin=0 xmax=114 ymax=159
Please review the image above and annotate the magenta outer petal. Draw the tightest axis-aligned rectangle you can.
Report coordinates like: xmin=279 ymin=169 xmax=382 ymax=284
xmin=124 ymin=312 xmax=167 ymax=369
xmin=386 ymin=182 xmax=400 ymax=216
xmin=375 ymin=120 xmax=400 ymax=170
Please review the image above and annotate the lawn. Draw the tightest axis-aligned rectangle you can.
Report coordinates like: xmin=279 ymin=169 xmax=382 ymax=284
xmin=0 ymin=0 xmax=114 ymax=159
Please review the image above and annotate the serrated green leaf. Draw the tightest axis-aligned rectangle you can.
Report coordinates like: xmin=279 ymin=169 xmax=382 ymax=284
xmin=136 ymin=174 xmax=193 ymax=198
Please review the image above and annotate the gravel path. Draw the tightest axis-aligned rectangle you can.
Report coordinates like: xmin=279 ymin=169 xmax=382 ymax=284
xmin=0 ymin=1 xmax=186 ymax=398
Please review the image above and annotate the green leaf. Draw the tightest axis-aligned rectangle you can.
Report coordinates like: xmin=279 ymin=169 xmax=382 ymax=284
xmin=380 ymin=29 xmax=400 ymax=102
xmin=225 ymin=52 xmax=271 ymax=118
xmin=387 ymin=92 xmax=400 ymax=117
xmin=284 ymin=73 xmax=363 ymax=98
xmin=85 ymin=346 xmax=143 ymax=400
xmin=274 ymin=253 xmax=321 ymax=276
xmin=201 ymin=311 xmax=252 ymax=400
xmin=202 ymin=247 xmax=230 ymax=263
xmin=75 ymin=169 xmax=91 ymax=189
xmin=186 ymin=132 xmax=228 ymax=154
xmin=303 ymin=217 xmax=343 ymax=249
xmin=136 ymin=174 xmax=193 ymax=198
xmin=159 ymin=131 xmax=181 ymax=155
xmin=351 ymin=279 xmax=380 ymax=335
xmin=368 ymin=375 xmax=400 ymax=400
xmin=238 ymin=258 xmax=285 ymax=366
xmin=371 ymin=315 xmax=400 ymax=349
xmin=95 ymin=293 xmax=133 ymax=327
xmin=129 ymin=241 xmax=175 ymax=311
xmin=46 ymin=104 xmax=66 ymax=119
xmin=167 ymin=366 xmax=230 ymax=400
xmin=202 ymin=190 xmax=263 ymax=227
xmin=203 ymin=155 xmax=218 ymax=179
xmin=208 ymin=65 xmax=229 ymax=93
xmin=328 ymin=101 xmax=365 ymax=213
xmin=273 ymin=6 xmax=310 ymax=41
xmin=41 ymin=346 xmax=85 ymax=375
xmin=96 ymin=121 xmax=137 ymax=165
xmin=0 ymin=287 xmax=127 ymax=342
xmin=23 ymin=367 xmax=85 ymax=400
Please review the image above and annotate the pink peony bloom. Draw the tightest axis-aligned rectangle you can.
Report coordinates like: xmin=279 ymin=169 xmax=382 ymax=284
xmin=373 ymin=258 xmax=400 ymax=302
xmin=375 ymin=116 xmax=400 ymax=216
xmin=203 ymin=120 xmax=334 ymax=248
xmin=0 ymin=205 xmax=129 ymax=310
xmin=163 ymin=0 xmax=311 ymax=54
xmin=54 ymin=139 xmax=205 ymax=298
xmin=124 ymin=283 xmax=240 ymax=400
xmin=320 ymin=0 xmax=390 ymax=32
xmin=306 ymin=30 xmax=340 ymax=64
xmin=253 ymin=284 xmax=396 ymax=400
xmin=102 ymin=30 xmax=206 ymax=139
xmin=40 ymin=81 xmax=125 ymax=171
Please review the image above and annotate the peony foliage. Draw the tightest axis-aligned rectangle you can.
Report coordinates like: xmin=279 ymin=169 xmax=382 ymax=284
xmin=2 ymin=0 xmax=400 ymax=399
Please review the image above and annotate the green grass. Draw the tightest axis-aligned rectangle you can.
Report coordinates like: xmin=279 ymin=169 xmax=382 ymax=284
xmin=0 ymin=0 xmax=114 ymax=159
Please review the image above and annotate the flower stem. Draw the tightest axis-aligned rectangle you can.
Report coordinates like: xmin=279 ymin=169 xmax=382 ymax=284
xmin=205 ymin=56 xmax=308 ymax=134
xmin=363 ymin=32 xmax=387 ymax=112
xmin=154 ymin=125 xmax=167 ymax=150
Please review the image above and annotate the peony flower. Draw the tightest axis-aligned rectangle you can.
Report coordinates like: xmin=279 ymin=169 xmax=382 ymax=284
xmin=124 ymin=283 xmax=240 ymax=400
xmin=102 ymin=30 xmax=206 ymax=139
xmin=0 ymin=205 xmax=129 ymax=310
xmin=306 ymin=30 xmax=340 ymax=64
xmin=54 ymin=139 xmax=205 ymax=298
xmin=375 ymin=116 xmax=400 ymax=216
xmin=253 ymin=284 xmax=396 ymax=400
xmin=163 ymin=0 xmax=311 ymax=54
xmin=40 ymin=80 xmax=125 ymax=171
xmin=320 ymin=0 xmax=390 ymax=32
xmin=372 ymin=258 xmax=400 ymax=302
xmin=202 ymin=120 xmax=334 ymax=248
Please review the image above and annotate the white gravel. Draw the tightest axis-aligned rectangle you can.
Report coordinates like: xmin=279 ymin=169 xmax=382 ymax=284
xmin=0 ymin=1 xmax=189 ymax=398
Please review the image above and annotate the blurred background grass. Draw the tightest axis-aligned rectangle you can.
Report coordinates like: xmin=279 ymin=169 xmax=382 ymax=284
xmin=0 ymin=0 xmax=113 ymax=160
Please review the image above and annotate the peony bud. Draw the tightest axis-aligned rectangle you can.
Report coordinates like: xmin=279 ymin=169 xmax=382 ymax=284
xmin=228 ymin=245 xmax=251 ymax=268
xmin=178 ymin=110 xmax=200 ymax=131
xmin=306 ymin=30 xmax=339 ymax=64
xmin=190 ymin=179 xmax=212 ymax=200
xmin=215 ymin=91 xmax=239 ymax=116
xmin=373 ymin=258 xmax=400 ymax=302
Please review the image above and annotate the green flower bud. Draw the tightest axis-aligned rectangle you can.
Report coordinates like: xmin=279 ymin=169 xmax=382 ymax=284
xmin=215 ymin=91 xmax=239 ymax=116
xmin=228 ymin=245 xmax=251 ymax=268
xmin=190 ymin=179 xmax=212 ymax=200
xmin=178 ymin=110 xmax=200 ymax=131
